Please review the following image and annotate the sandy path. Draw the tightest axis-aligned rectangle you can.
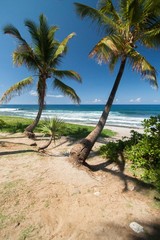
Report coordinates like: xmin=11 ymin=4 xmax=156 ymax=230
xmin=0 ymin=130 xmax=160 ymax=240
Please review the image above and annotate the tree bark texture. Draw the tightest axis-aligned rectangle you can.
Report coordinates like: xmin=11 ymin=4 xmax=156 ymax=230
xmin=25 ymin=77 xmax=46 ymax=138
xmin=38 ymin=136 xmax=53 ymax=151
xmin=70 ymin=58 xmax=126 ymax=164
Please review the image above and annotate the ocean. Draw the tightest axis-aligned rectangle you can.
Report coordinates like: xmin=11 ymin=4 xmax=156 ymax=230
xmin=0 ymin=104 xmax=160 ymax=128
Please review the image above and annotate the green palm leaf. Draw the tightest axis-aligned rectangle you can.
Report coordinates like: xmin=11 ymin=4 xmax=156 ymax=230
xmin=51 ymin=69 xmax=82 ymax=82
xmin=89 ymin=35 xmax=123 ymax=65
xmin=98 ymin=0 xmax=120 ymax=22
xmin=41 ymin=117 xmax=64 ymax=136
xmin=54 ymin=79 xmax=80 ymax=104
xmin=128 ymin=48 xmax=157 ymax=87
xmin=13 ymin=45 xmax=39 ymax=71
xmin=3 ymin=24 xmax=27 ymax=45
xmin=0 ymin=77 xmax=33 ymax=103
xmin=53 ymin=32 xmax=76 ymax=60
xmin=75 ymin=2 xmax=122 ymax=33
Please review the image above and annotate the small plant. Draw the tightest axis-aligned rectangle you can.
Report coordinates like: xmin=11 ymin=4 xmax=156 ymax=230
xmin=38 ymin=117 xmax=64 ymax=151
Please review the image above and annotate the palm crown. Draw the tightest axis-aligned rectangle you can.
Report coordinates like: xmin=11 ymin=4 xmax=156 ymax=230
xmin=70 ymin=0 xmax=160 ymax=163
xmin=1 ymin=14 xmax=81 ymax=104
xmin=75 ymin=0 xmax=160 ymax=87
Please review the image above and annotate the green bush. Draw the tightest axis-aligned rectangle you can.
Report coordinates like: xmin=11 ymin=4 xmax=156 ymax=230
xmin=99 ymin=115 xmax=160 ymax=192
xmin=125 ymin=115 xmax=160 ymax=191
xmin=0 ymin=119 xmax=7 ymax=130
xmin=99 ymin=130 xmax=143 ymax=162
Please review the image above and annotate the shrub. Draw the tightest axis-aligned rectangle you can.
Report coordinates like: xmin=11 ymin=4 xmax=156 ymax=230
xmin=0 ymin=119 xmax=6 ymax=130
xmin=99 ymin=130 xmax=143 ymax=162
xmin=99 ymin=115 xmax=160 ymax=192
xmin=125 ymin=115 xmax=160 ymax=191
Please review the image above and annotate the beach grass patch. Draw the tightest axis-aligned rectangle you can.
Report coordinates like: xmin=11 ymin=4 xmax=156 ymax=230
xmin=18 ymin=225 xmax=36 ymax=240
xmin=0 ymin=116 xmax=32 ymax=133
xmin=0 ymin=115 xmax=115 ymax=139
xmin=0 ymin=213 xmax=8 ymax=229
xmin=62 ymin=123 xmax=115 ymax=139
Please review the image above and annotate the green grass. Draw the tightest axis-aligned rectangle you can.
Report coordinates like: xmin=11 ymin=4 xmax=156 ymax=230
xmin=0 ymin=115 xmax=115 ymax=139
xmin=0 ymin=116 xmax=32 ymax=133
xmin=18 ymin=225 xmax=36 ymax=240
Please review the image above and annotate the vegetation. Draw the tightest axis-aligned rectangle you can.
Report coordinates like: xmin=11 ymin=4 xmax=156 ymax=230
xmin=99 ymin=115 xmax=160 ymax=192
xmin=38 ymin=117 xmax=65 ymax=151
xmin=1 ymin=14 xmax=81 ymax=137
xmin=70 ymin=0 xmax=160 ymax=164
xmin=0 ymin=115 xmax=114 ymax=140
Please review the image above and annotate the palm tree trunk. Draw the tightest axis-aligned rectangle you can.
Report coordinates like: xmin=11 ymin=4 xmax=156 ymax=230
xmin=70 ymin=57 xmax=126 ymax=164
xmin=25 ymin=101 xmax=44 ymax=138
xmin=38 ymin=136 xmax=53 ymax=151
xmin=25 ymin=77 xmax=46 ymax=138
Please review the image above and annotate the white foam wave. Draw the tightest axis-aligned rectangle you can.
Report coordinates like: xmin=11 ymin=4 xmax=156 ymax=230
xmin=0 ymin=108 xmax=20 ymax=112
xmin=0 ymin=108 xmax=145 ymax=128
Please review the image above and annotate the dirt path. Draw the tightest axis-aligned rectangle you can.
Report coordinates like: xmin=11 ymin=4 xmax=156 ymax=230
xmin=0 ymin=133 xmax=160 ymax=240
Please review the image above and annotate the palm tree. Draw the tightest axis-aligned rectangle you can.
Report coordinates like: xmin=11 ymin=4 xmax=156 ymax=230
xmin=38 ymin=117 xmax=64 ymax=151
xmin=70 ymin=0 xmax=160 ymax=164
xmin=1 ymin=14 xmax=81 ymax=138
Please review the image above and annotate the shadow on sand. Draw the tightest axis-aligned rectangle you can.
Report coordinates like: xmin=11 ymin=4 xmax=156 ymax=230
xmin=84 ymin=149 xmax=154 ymax=193
xmin=0 ymin=149 xmax=37 ymax=156
xmin=96 ymin=222 xmax=160 ymax=240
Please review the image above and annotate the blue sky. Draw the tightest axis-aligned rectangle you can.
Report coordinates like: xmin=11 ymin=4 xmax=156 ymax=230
xmin=0 ymin=0 xmax=160 ymax=105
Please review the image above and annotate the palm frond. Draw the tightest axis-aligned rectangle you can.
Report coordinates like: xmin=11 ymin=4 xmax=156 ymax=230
xmin=141 ymin=24 xmax=160 ymax=48
xmin=128 ymin=48 xmax=158 ymax=88
xmin=108 ymin=55 xmax=119 ymax=72
xmin=98 ymin=0 xmax=120 ymax=22
xmin=89 ymin=35 xmax=122 ymax=64
xmin=40 ymin=117 xmax=64 ymax=144
xmin=75 ymin=2 xmax=120 ymax=33
xmin=13 ymin=45 xmax=39 ymax=71
xmin=48 ymin=26 xmax=59 ymax=40
xmin=25 ymin=14 xmax=59 ymax=63
xmin=3 ymin=24 xmax=27 ymax=45
xmin=50 ymin=69 xmax=82 ymax=83
xmin=25 ymin=19 xmax=40 ymax=47
xmin=0 ymin=77 xmax=33 ymax=103
xmin=53 ymin=79 xmax=81 ymax=104
xmin=53 ymin=32 xmax=76 ymax=60
xmin=40 ymin=117 xmax=64 ymax=136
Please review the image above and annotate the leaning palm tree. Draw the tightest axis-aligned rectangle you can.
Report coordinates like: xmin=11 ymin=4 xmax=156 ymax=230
xmin=1 ymin=14 xmax=81 ymax=138
xmin=70 ymin=0 xmax=160 ymax=164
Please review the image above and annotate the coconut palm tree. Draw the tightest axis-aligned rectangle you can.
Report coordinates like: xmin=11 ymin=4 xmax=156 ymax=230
xmin=1 ymin=14 xmax=81 ymax=138
xmin=70 ymin=0 xmax=160 ymax=164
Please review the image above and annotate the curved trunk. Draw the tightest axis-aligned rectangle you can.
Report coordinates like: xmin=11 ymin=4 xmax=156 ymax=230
xmin=70 ymin=58 xmax=126 ymax=164
xmin=25 ymin=77 xmax=46 ymax=138
xmin=38 ymin=136 xmax=53 ymax=151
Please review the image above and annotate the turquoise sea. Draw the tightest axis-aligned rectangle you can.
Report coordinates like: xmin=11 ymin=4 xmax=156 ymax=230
xmin=0 ymin=104 xmax=160 ymax=128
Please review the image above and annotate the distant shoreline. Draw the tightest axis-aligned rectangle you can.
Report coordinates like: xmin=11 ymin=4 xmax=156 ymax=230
xmin=1 ymin=104 xmax=159 ymax=128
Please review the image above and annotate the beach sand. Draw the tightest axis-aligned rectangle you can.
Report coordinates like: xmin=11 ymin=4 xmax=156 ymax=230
xmin=105 ymin=125 xmax=144 ymax=139
xmin=0 ymin=126 xmax=159 ymax=240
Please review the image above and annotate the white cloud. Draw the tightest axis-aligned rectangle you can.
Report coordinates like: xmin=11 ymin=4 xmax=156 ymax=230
xmin=93 ymin=98 xmax=101 ymax=103
xmin=29 ymin=91 xmax=64 ymax=98
xmin=129 ymin=97 xmax=141 ymax=103
xmin=29 ymin=90 xmax=37 ymax=96
xmin=47 ymin=94 xmax=64 ymax=98
xmin=135 ymin=97 xmax=141 ymax=102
